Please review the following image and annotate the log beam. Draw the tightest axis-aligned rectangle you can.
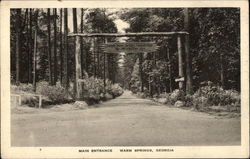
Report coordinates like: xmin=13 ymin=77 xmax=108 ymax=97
xmin=68 ymin=32 xmax=189 ymax=37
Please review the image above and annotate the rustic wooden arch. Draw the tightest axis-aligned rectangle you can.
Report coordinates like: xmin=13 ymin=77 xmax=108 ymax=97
xmin=68 ymin=31 xmax=192 ymax=100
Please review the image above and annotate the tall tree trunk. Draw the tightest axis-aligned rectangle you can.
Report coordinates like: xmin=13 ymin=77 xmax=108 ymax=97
xmin=220 ymin=53 xmax=224 ymax=88
xmin=92 ymin=38 xmax=96 ymax=77
xmin=59 ymin=9 xmax=63 ymax=84
xmin=103 ymin=38 xmax=107 ymax=93
xmin=15 ymin=9 xmax=21 ymax=85
xmin=97 ymin=39 xmax=100 ymax=77
xmin=63 ymin=8 xmax=69 ymax=88
xmin=166 ymin=47 xmax=172 ymax=92
xmin=139 ymin=53 xmax=144 ymax=92
xmin=184 ymin=8 xmax=193 ymax=94
xmin=28 ymin=9 xmax=33 ymax=83
xmin=80 ymin=8 xmax=85 ymax=77
xmin=177 ymin=35 xmax=184 ymax=90
xmin=53 ymin=8 xmax=57 ymax=85
xmin=33 ymin=10 xmax=39 ymax=92
xmin=73 ymin=8 xmax=81 ymax=98
xmin=25 ymin=9 xmax=29 ymax=83
xmin=47 ymin=8 xmax=52 ymax=85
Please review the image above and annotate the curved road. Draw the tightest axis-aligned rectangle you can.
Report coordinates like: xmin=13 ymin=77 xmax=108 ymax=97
xmin=11 ymin=91 xmax=240 ymax=146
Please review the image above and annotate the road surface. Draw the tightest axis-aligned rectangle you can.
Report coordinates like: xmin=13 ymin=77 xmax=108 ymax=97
xmin=11 ymin=91 xmax=241 ymax=146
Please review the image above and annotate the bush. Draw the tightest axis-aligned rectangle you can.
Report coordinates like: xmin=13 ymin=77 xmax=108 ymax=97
xmin=11 ymin=83 xmax=34 ymax=94
xmin=192 ymin=96 xmax=208 ymax=110
xmin=169 ymin=89 xmax=185 ymax=104
xmin=82 ymin=76 xmax=123 ymax=105
xmin=184 ymin=94 xmax=193 ymax=107
xmin=21 ymin=95 xmax=39 ymax=107
xmin=110 ymin=84 xmax=124 ymax=97
xmin=37 ymin=81 xmax=69 ymax=104
xmin=194 ymin=81 xmax=240 ymax=106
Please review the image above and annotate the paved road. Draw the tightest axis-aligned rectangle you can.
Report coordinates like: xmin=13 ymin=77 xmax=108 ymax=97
xmin=11 ymin=91 xmax=241 ymax=146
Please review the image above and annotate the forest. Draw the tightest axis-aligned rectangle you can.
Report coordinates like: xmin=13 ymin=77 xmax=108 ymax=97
xmin=10 ymin=8 xmax=241 ymax=110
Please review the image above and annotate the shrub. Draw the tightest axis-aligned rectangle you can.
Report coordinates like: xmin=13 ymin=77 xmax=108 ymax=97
xmin=184 ymin=94 xmax=193 ymax=107
xmin=110 ymin=84 xmax=124 ymax=97
xmin=11 ymin=83 xmax=34 ymax=94
xmin=194 ymin=81 xmax=240 ymax=106
xmin=169 ymin=89 xmax=185 ymax=104
xmin=82 ymin=77 xmax=102 ymax=104
xmin=82 ymin=77 xmax=123 ymax=105
xmin=21 ymin=95 xmax=39 ymax=107
xmin=37 ymin=81 xmax=69 ymax=103
xmin=192 ymin=96 xmax=208 ymax=110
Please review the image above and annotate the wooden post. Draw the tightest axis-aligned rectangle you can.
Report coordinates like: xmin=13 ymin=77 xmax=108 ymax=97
xmin=166 ymin=47 xmax=172 ymax=92
xmin=75 ymin=36 xmax=83 ymax=100
xmin=38 ymin=95 xmax=42 ymax=108
xmin=184 ymin=8 xmax=193 ymax=94
xmin=177 ymin=35 xmax=184 ymax=90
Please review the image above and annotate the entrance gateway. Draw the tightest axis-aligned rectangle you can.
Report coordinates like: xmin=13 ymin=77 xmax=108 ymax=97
xmin=68 ymin=31 xmax=192 ymax=100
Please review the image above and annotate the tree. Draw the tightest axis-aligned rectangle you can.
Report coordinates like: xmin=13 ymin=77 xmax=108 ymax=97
xmin=15 ymin=9 xmax=21 ymax=85
xmin=33 ymin=9 xmax=39 ymax=91
xmin=184 ymin=8 xmax=193 ymax=94
xmin=47 ymin=8 xmax=52 ymax=85
xmin=80 ymin=8 xmax=85 ymax=76
xmin=28 ymin=9 xmax=33 ymax=83
xmin=53 ymin=8 xmax=58 ymax=85
xmin=59 ymin=8 xmax=63 ymax=84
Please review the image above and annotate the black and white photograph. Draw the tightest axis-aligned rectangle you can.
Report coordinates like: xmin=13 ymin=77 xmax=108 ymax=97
xmin=1 ymin=0 xmax=249 ymax=158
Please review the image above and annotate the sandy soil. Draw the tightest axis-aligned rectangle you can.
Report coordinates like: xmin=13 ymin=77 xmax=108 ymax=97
xmin=11 ymin=91 xmax=241 ymax=146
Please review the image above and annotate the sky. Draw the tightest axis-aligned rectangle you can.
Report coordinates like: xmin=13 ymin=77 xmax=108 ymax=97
xmin=66 ymin=8 xmax=129 ymax=66
xmin=67 ymin=8 xmax=129 ymax=33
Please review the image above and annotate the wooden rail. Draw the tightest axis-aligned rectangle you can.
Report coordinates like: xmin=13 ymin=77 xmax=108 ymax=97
xmin=68 ymin=32 xmax=189 ymax=37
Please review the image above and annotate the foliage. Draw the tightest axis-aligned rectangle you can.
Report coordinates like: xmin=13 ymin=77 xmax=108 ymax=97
xmin=82 ymin=76 xmax=123 ymax=105
xmin=184 ymin=81 xmax=240 ymax=109
xmin=119 ymin=8 xmax=240 ymax=94
xmin=36 ymin=81 xmax=69 ymax=103
xmin=169 ymin=89 xmax=185 ymax=104
xmin=194 ymin=81 xmax=240 ymax=106
xmin=11 ymin=83 xmax=34 ymax=93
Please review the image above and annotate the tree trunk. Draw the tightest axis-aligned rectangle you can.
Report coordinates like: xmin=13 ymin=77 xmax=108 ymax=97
xmin=63 ymin=8 xmax=69 ymax=88
xmin=47 ymin=8 xmax=52 ymax=85
xmin=15 ymin=9 xmax=21 ymax=85
xmin=26 ymin=9 xmax=31 ymax=83
xmin=92 ymin=38 xmax=96 ymax=77
xmin=139 ymin=53 xmax=144 ymax=92
xmin=33 ymin=10 xmax=39 ymax=92
xmin=103 ymin=38 xmax=107 ymax=93
xmin=28 ymin=9 xmax=33 ymax=84
xmin=73 ymin=8 xmax=83 ymax=100
xmin=80 ymin=8 xmax=85 ymax=77
xmin=166 ymin=47 xmax=172 ymax=92
xmin=53 ymin=8 xmax=57 ymax=85
xmin=59 ymin=9 xmax=63 ymax=84
xmin=184 ymin=8 xmax=193 ymax=94
xmin=220 ymin=53 xmax=224 ymax=88
xmin=177 ymin=35 xmax=184 ymax=90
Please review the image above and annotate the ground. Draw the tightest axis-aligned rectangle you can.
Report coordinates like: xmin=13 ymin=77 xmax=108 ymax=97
xmin=11 ymin=91 xmax=240 ymax=146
